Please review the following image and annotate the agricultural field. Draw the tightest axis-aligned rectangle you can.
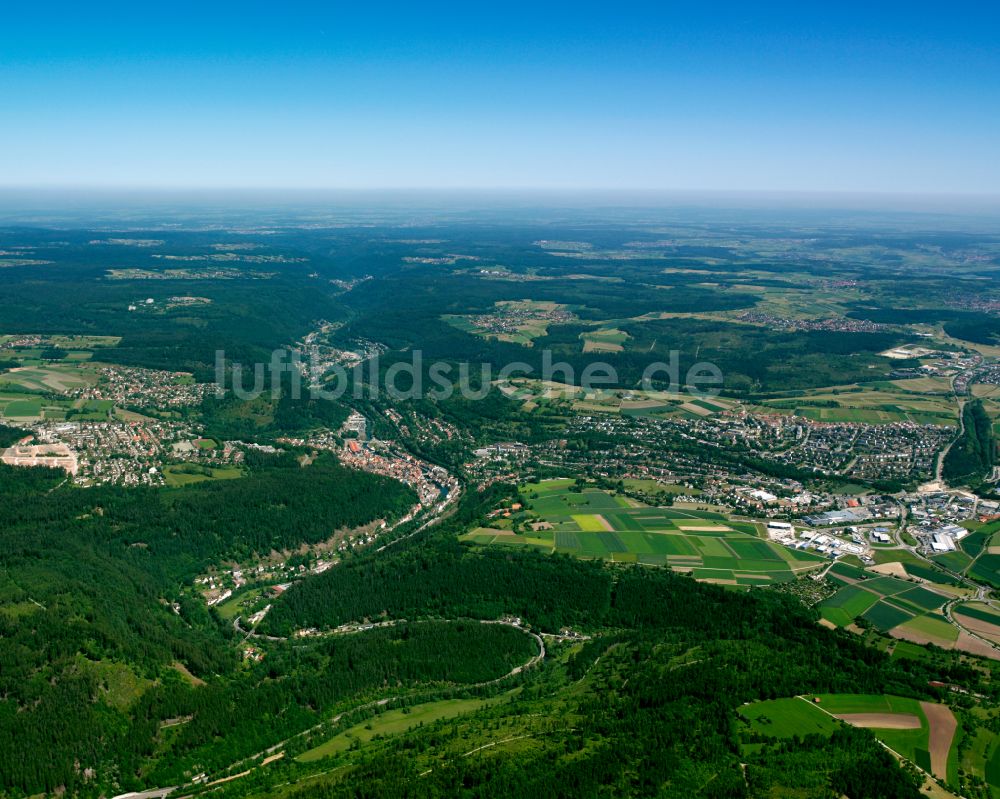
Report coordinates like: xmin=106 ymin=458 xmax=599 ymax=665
xmin=818 ymin=566 xmax=998 ymax=658
xmin=953 ymin=602 xmax=1000 ymax=646
xmin=0 ymin=334 xmax=121 ymax=369
xmin=727 ymin=277 xmax=865 ymax=320
xmin=931 ymin=523 xmax=1000 ymax=584
xmin=496 ymin=377 xmax=738 ymax=419
xmin=0 ymin=391 xmax=81 ymax=421
xmin=758 ymin=383 xmax=958 ymax=426
xmin=941 ymin=523 xmax=1000 ymax=588
xmin=957 ymin=707 xmax=1000 ymax=799
xmin=69 ymin=399 xmax=114 ymax=421
xmin=0 ymin=351 xmax=111 ymax=421
xmin=865 ymin=552 xmax=970 ymax=593
xmin=890 ymin=376 xmax=955 ymax=394
xmin=213 ymin=587 xmax=271 ymax=621
xmin=504 ymin=373 xmax=959 ymax=426
xmin=930 ymin=549 xmax=974 ymax=574
xmin=0 ymin=333 xmax=120 ymax=350
xmin=741 ymin=694 xmax=962 ymax=784
xmin=853 ymin=546 xmax=975 ymax=599
xmin=814 ymin=695 xmax=954 ymax=781
xmin=461 ymin=479 xmax=824 ymax=585
xmin=0 ymin=363 xmax=99 ymax=394
xmin=580 ymin=326 xmax=629 ymax=353
xmin=797 ymin=406 xmax=937 ymax=424
xmin=970 ymin=552 xmax=1000 ymax=588
xmin=972 ymin=384 xmax=1000 ymax=401
xmin=961 ymin=527 xmax=995 ymax=557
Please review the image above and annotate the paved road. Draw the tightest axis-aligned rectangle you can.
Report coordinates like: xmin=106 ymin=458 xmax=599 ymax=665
xmin=797 ymin=696 xmax=960 ymax=796
xmin=935 ymin=397 xmax=966 ymax=486
xmin=194 ymin=616 xmax=544 ymax=794
xmin=943 ymin=598 xmax=1000 ymax=655
xmin=111 ymin=789 xmax=176 ymax=799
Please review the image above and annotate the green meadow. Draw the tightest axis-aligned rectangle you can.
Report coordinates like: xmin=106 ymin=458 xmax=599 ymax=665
xmin=298 ymin=697 xmax=501 ymax=763
xmin=738 ymin=697 xmax=841 ymax=739
xmin=163 ymin=464 xmax=245 ymax=487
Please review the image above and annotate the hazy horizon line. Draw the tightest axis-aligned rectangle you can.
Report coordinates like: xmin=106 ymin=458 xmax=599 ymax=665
xmin=0 ymin=185 xmax=998 ymax=216
xmin=1 ymin=185 xmax=998 ymax=197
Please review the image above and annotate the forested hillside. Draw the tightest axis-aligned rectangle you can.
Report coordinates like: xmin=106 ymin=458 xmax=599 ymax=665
xmin=944 ymin=400 xmax=995 ymax=484
xmin=2 ymin=465 xmax=977 ymax=797
xmin=203 ymin=524 xmax=979 ymax=799
xmin=0 ymin=455 xmax=416 ymax=794
xmin=2 ymin=216 xmax=1000 ymax=797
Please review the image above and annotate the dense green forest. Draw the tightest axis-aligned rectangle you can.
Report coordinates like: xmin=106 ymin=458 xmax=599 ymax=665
xmin=270 ymin=727 xmax=922 ymax=799
xmin=209 ymin=523 xmax=979 ymax=799
xmin=0 ymin=223 xmax=926 ymax=392
xmin=1 ymin=460 xmax=981 ymax=797
xmin=943 ymin=400 xmax=995 ymax=485
xmin=0 ymin=453 xmax=416 ymax=795
xmin=2 ymin=218 xmax=1000 ymax=796
xmin=327 ymin=272 xmax=908 ymax=394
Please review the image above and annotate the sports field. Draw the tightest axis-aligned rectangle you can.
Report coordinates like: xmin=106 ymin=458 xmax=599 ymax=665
xmin=463 ymin=480 xmax=824 ymax=584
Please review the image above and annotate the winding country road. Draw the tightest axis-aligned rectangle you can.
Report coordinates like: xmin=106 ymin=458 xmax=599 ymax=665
xmin=943 ymin=597 xmax=1000 ymax=655
xmin=236 ymin=615 xmax=545 ymax=675
xmin=183 ymin=615 xmax=545 ymax=795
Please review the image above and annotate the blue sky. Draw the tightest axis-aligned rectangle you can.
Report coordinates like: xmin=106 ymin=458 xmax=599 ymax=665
xmin=1 ymin=1 xmax=998 ymax=193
